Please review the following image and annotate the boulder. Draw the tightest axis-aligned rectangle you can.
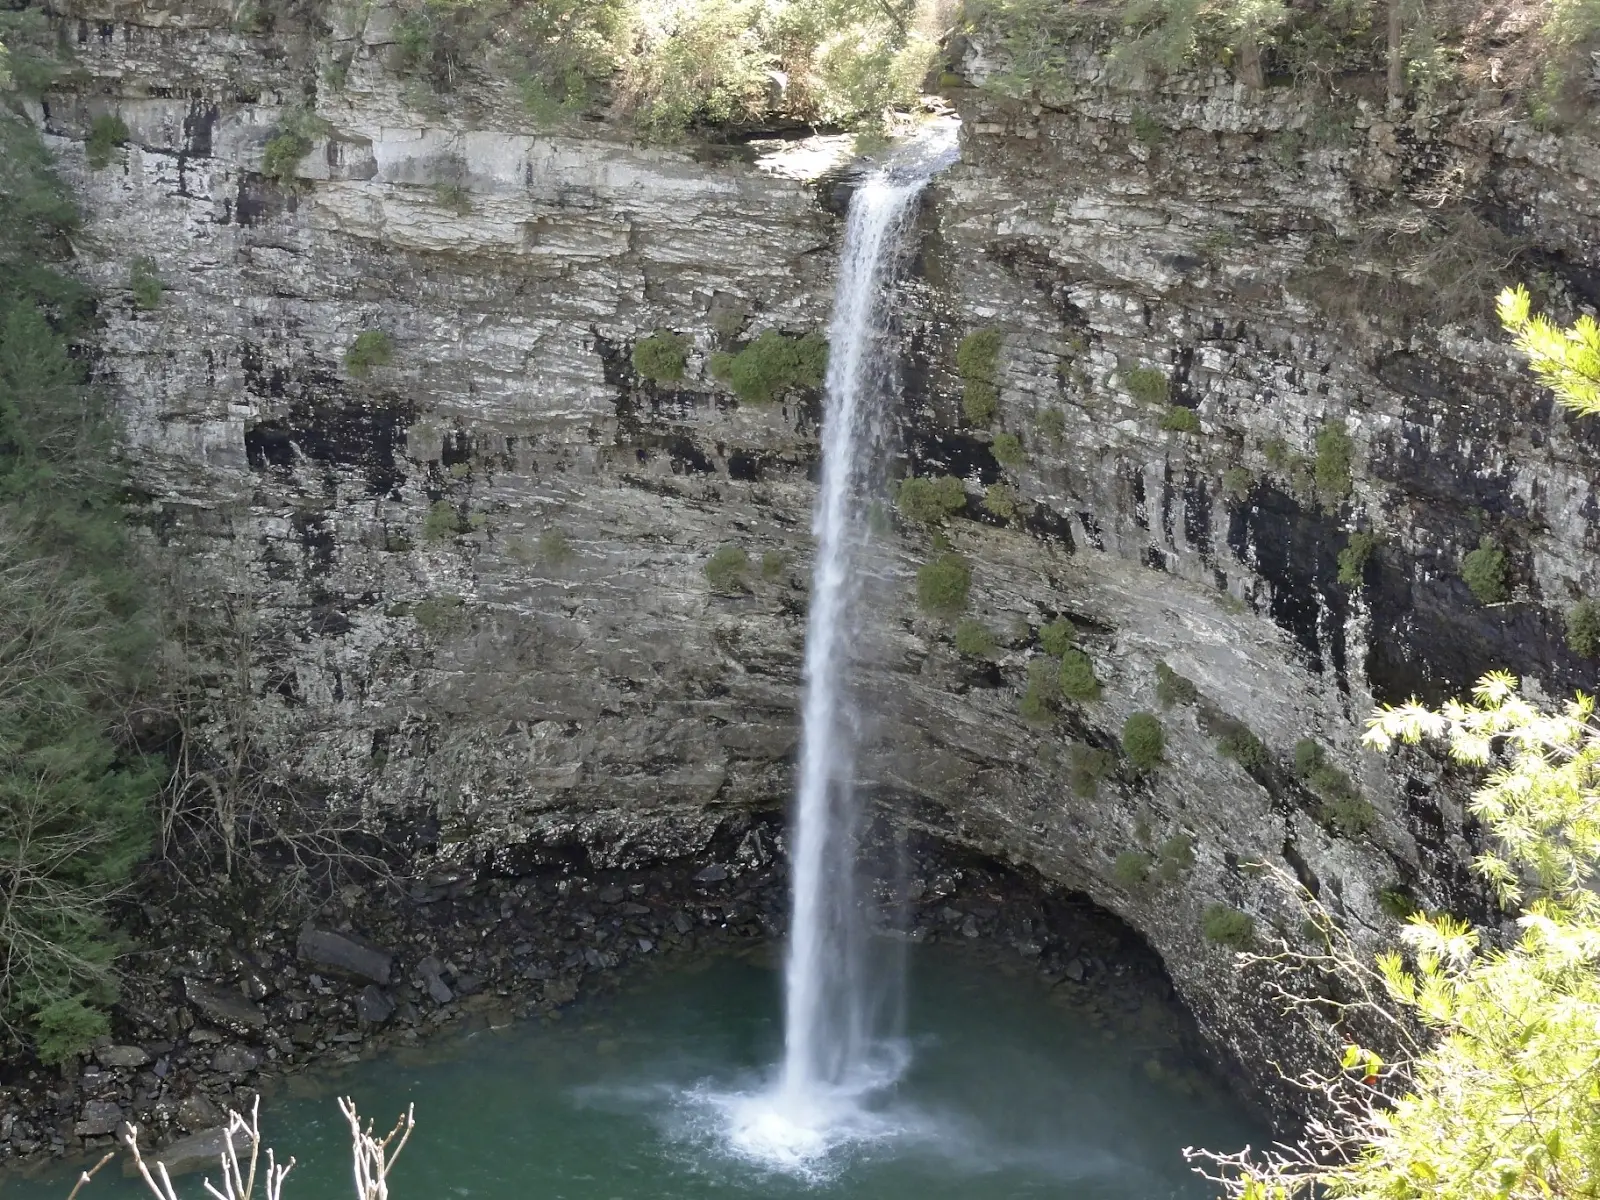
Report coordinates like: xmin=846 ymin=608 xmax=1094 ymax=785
xmin=211 ymin=1045 xmax=262 ymax=1075
xmin=176 ymin=1093 xmax=224 ymax=1133
xmin=131 ymin=1126 xmax=230 ymax=1178
xmin=415 ymin=956 xmax=453 ymax=1005
xmin=95 ymin=1045 xmax=150 ymax=1069
xmin=74 ymin=1100 xmax=123 ymax=1138
xmin=297 ymin=928 xmax=394 ymax=985
xmin=184 ymin=982 xmax=266 ymax=1035
xmin=354 ymin=985 xmax=396 ymax=1024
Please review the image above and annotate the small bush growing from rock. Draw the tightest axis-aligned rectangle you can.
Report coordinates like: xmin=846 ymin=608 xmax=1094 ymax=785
xmin=957 ymin=329 xmax=1002 ymax=425
xmin=1122 ymin=711 xmax=1164 ymax=770
xmin=1155 ymin=660 xmax=1197 ymax=707
xmin=1221 ymin=465 xmax=1253 ymax=501
xmin=710 ymin=330 xmax=826 ymax=403
xmin=1069 ymin=743 xmax=1113 ymax=797
xmin=982 ymin=483 xmax=1018 ymax=521
xmin=1314 ymin=420 xmax=1354 ymax=504
xmin=761 ymin=550 xmax=786 ymax=580
xmin=539 ymin=528 xmax=573 ymax=564
xmin=1293 ymin=737 xmax=1325 ymax=776
xmin=1123 ymin=365 xmax=1168 ymax=406
xmin=412 ymin=594 xmax=467 ymax=634
xmin=1217 ymin=723 xmax=1270 ymax=772
xmin=991 ymin=431 xmax=1025 ymax=468
xmin=917 ymin=553 xmax=971 ymax=616
xmin=1462 ymin=536 xmax=1510 ymax=604
xmin=1113 ymin=850 xmax=1153 ymax=889
xmin=422 ymin=499 xmax=460 ymax=541
xmin=631 ymin=330 xmax=690 ymax=383
xmin=262 ymin=125 xmax=314 ymax=186
xmin=85 ymin=114 xmax=129 ymax=169
xmin=1155 ymin=833 xmax=1194 ymax=882
xmin=1338 ymin=530 xmax=1380 ymax=587
xmin=1019 ymin=658 xmax=1060 ymax=724
xmin=1059 ymin=648 xmax=1101 ymax=702
xmin=1130 ymin=109 xmax=1163 ymax=144
xmin=345 ymin=329 xmax=394 ymax=376
xmin=1202 ymin=904 xmax=1255 ymax=949
xmin=129 ymin=257 xmax=161 ymax=310
xmin=1039 ymin=618 xmax=1075 ymax=657
xmin=1037 ymin=407 xmax=1066 ymax=443
xmin=1378 ymin=883 xmax=1417 ymax=920
xmin=435 ymin=181 xmax=472 ymax=214
xmin=705 ymin=544 xmax=749 ymax=593
xmin=1160 ymin=406 xmax=1200 ymax=433
xmin=1567 ymin=598 xmax=1600 ymax=657
xmin=897 ymin=475 xmax=967 ymax=526
xmin=1320 ymin=792 xmax=1376 ymax=838
xmin=954 ymin=619 xmax=996 ymax=657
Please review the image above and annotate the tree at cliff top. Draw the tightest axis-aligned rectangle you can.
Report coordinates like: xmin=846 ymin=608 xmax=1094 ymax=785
xmin=386 ymin=0 xmax=946 ymax=134
xmin=1190 ymin=320 xmax=1600 ymax=1199
xmin=0 ymin=54 xmax=157 ymax=1064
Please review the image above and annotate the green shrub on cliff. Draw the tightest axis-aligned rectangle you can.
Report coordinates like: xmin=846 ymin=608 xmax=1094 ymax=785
xmin=1314 ymin=419 xmax=1354 ymax=504
xmin=1059 ymin=648 xmax=1101 ymax=702
xmin=1155 ymin=660 xmax=1197 ymax=707
xmin=1122 ymin=712 xmax=1165 ymax=770
xmin=1039 ymin=619 xmax=1076 ymax=657
xmin=957 ymin=330 xmax=1002 ymax=425
xmin=1461 ymin=535 xmax=1509 ymax=604
xmin=705 ymin=544 xmax=749 ymax=593
xmin=1201 ymin=904 xmax=1255 ymax=949
xmin=1160 ymin=405 xmax=1200 ymax=433
xmin=1566 ymin=598 xmax=1600 ymax=657
xmin=1338 ymin=530 xmax=1379 ymax=587
xmin=991 ymin=431 xmax=1025 ymax=468
xmin=896 ymin=475 xmax=967 ymax=526
xmin=1123 ymin=365 xmax=1169 ymax=406
xmin=1113 ymin=849 xmax=1154 ymax=889
xmin=982 ymin=483 xmax=1019 ymax=522
xmin=85 ymin=114 xmax=128 ymax=169
xmin=954 ymin=619 xmax=996 ymax=657
xmin=0 ymin=113 xmax=157 ymax=1065
xmin=710 ymin=330 xmax=826 ymax=403
xmin=129 ymin=256 xmax=162 ymax=311
xmin=917 ymin=553 xmax=971 ymax=616
xmin=345 ymin=329 xmax=395 ymax=376
xmin=631 ymin=330 xmax=690 ymax=384
xmin=1019 ymin=657 xmax=1060 ymax=724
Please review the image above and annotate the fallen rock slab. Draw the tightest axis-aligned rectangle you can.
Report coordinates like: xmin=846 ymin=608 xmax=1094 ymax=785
xmin=298 ymin=927 xmax=394 ymax=985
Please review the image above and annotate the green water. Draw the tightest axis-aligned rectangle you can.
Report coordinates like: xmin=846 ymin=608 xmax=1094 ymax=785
xmin=7 ymin=945 xmax=1259 ymax=1200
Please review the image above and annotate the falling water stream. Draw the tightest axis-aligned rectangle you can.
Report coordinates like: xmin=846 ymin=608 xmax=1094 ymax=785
xmin=715 ymin=122 xmax=962 ymax=1170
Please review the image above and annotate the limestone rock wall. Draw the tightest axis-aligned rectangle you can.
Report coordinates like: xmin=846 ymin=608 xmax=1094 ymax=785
xmin=34 ymin=0 xmax=1600 ymax=1109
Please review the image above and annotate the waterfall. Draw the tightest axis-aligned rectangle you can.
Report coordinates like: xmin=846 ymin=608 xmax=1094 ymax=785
xmin=715 ymin=122 xmax=958 ymax=1171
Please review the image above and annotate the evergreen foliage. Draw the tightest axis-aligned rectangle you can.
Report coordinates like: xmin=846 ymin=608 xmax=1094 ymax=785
xmin=957 ymin=330 xmax=1002 ymax=425
xmin=1217 ymin=675 xmax=1600 ymax=1200
xmin=1217 ymin=723 xmax=1270 ymax=772
xmin=991 ymin=431 xmax=1025 ymax=468
xmin=710 ymin=330 xmax=825 ymax=403
xmin=128 ymin=257 xmax=162 ymax=311
xmin=1155 ymin=660 xmax=1197 ymax=707
xmin=1123 ymin=365 xmax=1169 ymax=405
xmin=1059 ymin=648 xmax=1102 ymax=702
xmin=1337 ymin=530 xmax=1379 ymax=587
xmin=705 ymin=544 xmax=749 ymax=593
xmin=1314 ymin=420 xmax=1354 ymax=503
xmin=916 ymin=553 xmax=971 ymax=616
xmin=982 ymin=483 xmax=1019 ymax=521
xmin=1461 ymin=535 xmax=1509 ymax=604
xmin=345 ymin=330 xmax=394 ymax=376
xmin=1160 ymin=405 xmax=1200 ymax=433
xmin=1069 ymin=743 xmax=1114 ymax=797
xmin=422 ymin=499 xmax=461 ymax=541
xmin=1122 ymin=712 xmax=1165 ymax=770
xmin=1019 ymin=657 xmax=1059 ymax=724
xmin=1039 ymin=619 xmax=1075 ymax=658
xmin=631 ymin=330 xmax=690 ymax=384
xmin=261 ymin=108 xmax=329 ymax=188
xmin=85 ymin=114 xmax=128 ymax=170
xmin=0 ymin=112 xmax=156 ymax=1064
xmin=1113 ymin=849 xmax=1154 ymax=889
xmin=954 ymin=619 xmax=996 ymax=657
xmin=1036 ymin=406 xmax=1065 ymax=443
xmin=1499 ymin=284 xmax=1600 ymax=418
xmin=1222 ymin=465 xmax=1253 ymax=501
xmin=1201 ymin=904 xmax=1255 ymax=949
xmin=896 ymin=475 xmax=967 ymax=526
xmin=1565 ymin=597 xmax=1600 ymax=657
xmin=1156 ymin=833 xmax=1195 ymax=882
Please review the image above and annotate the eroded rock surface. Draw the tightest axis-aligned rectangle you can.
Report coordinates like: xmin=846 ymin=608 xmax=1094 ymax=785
xmin=31 ymin=0 xmax=1600 ymax=1118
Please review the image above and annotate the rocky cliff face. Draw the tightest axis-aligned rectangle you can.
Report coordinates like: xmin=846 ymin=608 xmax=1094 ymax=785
xmin=35 ymin=0 xmax=1600 ymax=1109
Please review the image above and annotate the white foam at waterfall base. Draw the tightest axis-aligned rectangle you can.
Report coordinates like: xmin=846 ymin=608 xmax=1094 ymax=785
xmin=681 ymin=119 xmax=960 ymax=1180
